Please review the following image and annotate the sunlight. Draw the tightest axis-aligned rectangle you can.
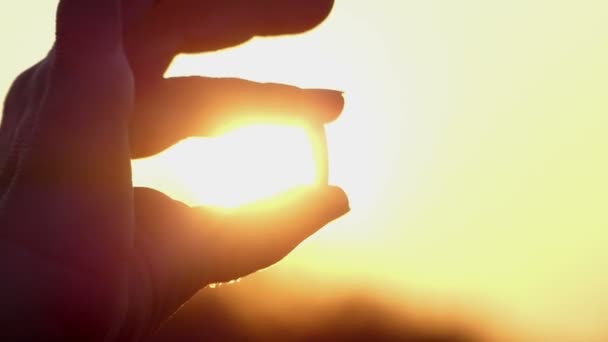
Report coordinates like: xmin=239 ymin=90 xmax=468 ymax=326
xmin=133 ymin=124 xmax=317 ymax=208
xmin=7 ymin=1 xmax=608 ymax=341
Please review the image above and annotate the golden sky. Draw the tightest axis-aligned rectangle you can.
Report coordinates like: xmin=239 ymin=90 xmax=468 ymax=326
xmin=2 ymin=1 xmax=608 ymax=341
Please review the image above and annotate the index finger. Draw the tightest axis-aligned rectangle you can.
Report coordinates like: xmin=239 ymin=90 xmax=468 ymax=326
xmin=130 ymin=77 xmax=344 ymax=158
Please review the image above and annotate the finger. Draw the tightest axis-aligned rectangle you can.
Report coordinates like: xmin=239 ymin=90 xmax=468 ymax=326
xmin=126 ymin=0 xmax=335 ymax=79
xmin=130 ymin=77 xmax=344 ymax=158
xmin=132 ymin=186 xmax=348 ymax=313
xmin=173 ymin=0 xmax=335 ymax=53
xmin=201 ymin=185 xmax=350 ymax=284
xmin=249 ymin=0 xmax=336 ymax=36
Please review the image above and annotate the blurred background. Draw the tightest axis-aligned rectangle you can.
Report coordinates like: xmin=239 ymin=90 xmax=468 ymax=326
xmin=2 ymin=1 xmax=608 ymax=341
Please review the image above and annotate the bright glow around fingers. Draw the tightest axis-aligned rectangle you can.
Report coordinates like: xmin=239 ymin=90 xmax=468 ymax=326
xmin=132 ymin=124 xmax=317 ymax=208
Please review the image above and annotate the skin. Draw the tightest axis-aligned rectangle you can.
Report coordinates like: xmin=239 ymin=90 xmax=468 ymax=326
xmin=0 ymin=0 xmax=349 ymax=340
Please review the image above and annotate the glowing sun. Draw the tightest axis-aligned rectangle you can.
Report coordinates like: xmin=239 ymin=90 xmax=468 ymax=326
xmin=132 ymin=123 xmax=322 ymax=208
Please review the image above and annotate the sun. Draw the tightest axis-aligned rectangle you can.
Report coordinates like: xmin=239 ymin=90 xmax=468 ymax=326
xmin=132 ymin=123 xmax=319 ymax=208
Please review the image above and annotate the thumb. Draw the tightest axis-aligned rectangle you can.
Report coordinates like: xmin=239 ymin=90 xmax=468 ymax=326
xmin=126 ymin=185 xmax=349 ymax=321
xmin=201 ymin=185 xmax=350 ymax=284
xmin=55 ymin=0 xmax=124 ymax=61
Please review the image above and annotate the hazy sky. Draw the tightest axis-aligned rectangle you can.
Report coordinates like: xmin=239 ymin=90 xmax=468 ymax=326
xmin=2 ymin=1 xmax=608 ymax=341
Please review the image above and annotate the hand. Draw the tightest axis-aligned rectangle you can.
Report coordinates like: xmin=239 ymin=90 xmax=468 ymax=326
xmin=0 ymin=0 xmax=349 ymax=340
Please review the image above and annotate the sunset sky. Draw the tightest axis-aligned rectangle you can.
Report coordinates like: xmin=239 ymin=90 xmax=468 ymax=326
xmin=2 ymin=1 xmax=608 ymax=341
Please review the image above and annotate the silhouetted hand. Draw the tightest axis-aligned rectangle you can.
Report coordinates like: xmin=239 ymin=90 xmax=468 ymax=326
xmin=0 ymin=1 xmax=349 ymax=340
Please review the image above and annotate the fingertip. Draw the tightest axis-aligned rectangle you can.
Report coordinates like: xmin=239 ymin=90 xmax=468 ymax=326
xmin=307 ymin=89 xmax=345 ymax=123
xmin=318 ymin=185 xmax=351 ymax=218
xmin=257 ymin=0 xmax=335 ymax=36
xmin=289 ymin=185 xmax=349 ymax=224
